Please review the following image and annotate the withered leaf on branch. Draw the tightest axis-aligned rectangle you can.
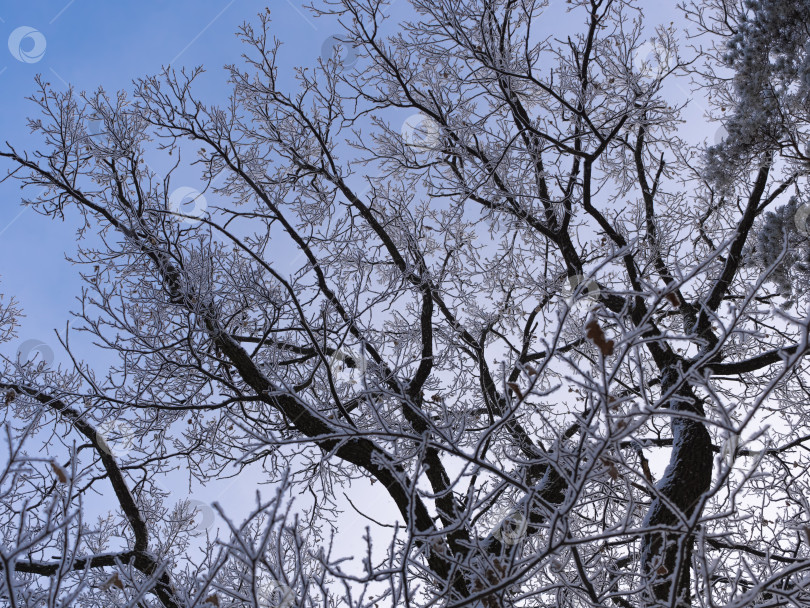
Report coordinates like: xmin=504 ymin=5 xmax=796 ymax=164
xmin=102 ymin=573 xmax=125 ymax=590
xmin=664 ymin=292 xmax=681 ymax=308
xmin=507 ymin=382 xmax=524 ymax=400
xmin=601 ymin=457 xmax=621 ymax=480
xmin=585 ymin=319 xmax=615 ymax=356
xmin=51 ymin=461 xmax=68 ymax=483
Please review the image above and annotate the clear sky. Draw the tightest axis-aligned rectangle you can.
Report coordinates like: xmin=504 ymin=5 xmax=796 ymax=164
xmin=0 ymin=1 xmax=358 ymax=362
xmin=0 ymin=0 xmax=693 ymax=367
xmin=0 ymin=0 xmax=373 ymax=542
xmin=0 ymin=0 xmax=703 ymax=556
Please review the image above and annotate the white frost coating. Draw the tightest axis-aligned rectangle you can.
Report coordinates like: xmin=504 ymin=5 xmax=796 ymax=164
xmin=4 ymin=1 xmax=810 ymax=606
xmin=745 ymin=196 xmax=810 ymax=300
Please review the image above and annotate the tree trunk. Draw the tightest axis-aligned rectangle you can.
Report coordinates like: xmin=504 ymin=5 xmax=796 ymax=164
xmin=641 ymin=378 xmax=713 ymax=607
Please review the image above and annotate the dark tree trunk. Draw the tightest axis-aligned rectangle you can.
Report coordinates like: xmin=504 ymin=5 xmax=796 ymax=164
xmin=641 ymin=378 xmax=714 ymax=607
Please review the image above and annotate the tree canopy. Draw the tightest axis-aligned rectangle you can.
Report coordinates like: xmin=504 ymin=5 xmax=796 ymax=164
xmin=3 ymin=0 xmax=810 ymax=606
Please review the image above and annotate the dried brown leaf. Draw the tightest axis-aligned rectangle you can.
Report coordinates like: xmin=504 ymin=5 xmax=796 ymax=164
xmin=51 ymin=462 xmax=68 ymax=483
xmin=102 ymin=573 xmax=125 ymax=590
xmin=507 ymin=382 xmax=524 ymax=400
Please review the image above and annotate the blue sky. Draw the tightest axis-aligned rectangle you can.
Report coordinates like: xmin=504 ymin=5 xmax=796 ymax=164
xmin=0 ymin=0 xmax=349 ymax=363
xmin=0 ymin=0 xmax=703 ymax=546
xmin=0 ymin=1 xmax=693 ymax=365
xmin=0 ymin=0 xmax=364 ymax=538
